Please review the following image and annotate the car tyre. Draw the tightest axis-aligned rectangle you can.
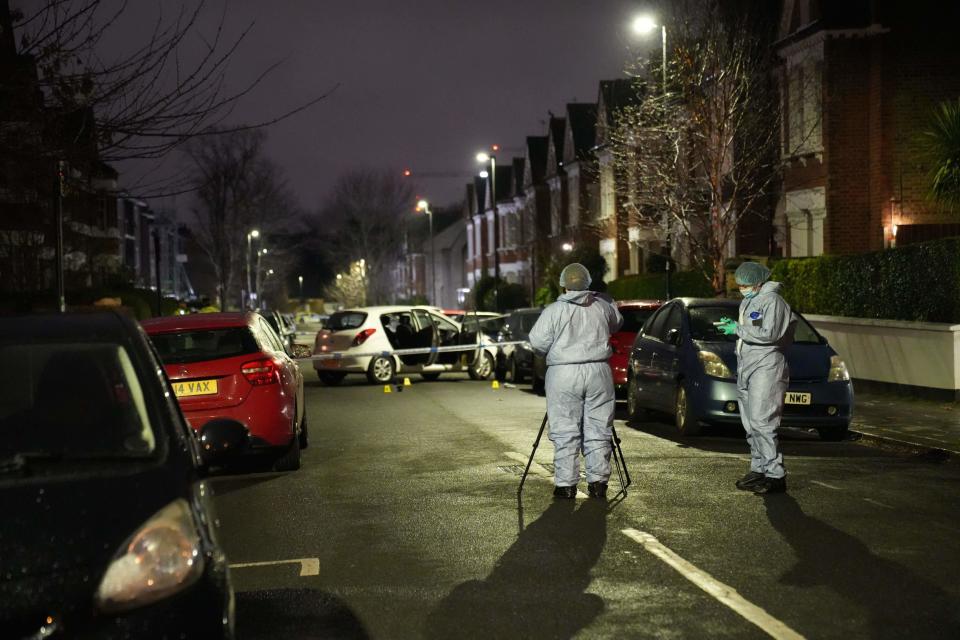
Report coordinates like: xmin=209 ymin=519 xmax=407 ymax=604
xmin=274 ymin=420 xmax=302 ymax=472
xmin=421 ymin=372 xmax=441 ymax=381
xmin=509 ymin=357 xmax=526 ymax=384
xmin=468 ymin=351 xmax=494 ymax=380
xmin=626 ymin=375 xmax=646 ymax=422
xmin=817 ymin=425 xmax=848 ymax=441
xmin=366 ymin=355 xmax=396 ymax=384
xmin=674 ymin=382 xmax=701 ymax=436
xmin=318 ymin=371 xmax=346 ymax=386
xmin=298 ymin=409 xmax=309 ymax=449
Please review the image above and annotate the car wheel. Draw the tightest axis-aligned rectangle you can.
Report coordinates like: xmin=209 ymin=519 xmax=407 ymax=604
xmin=274 ymin=416 xmax=302 ymax=472
xmin=674 ymin=382 xmax=701 ymax=436
xmin=509 ymin=357 xmax=526 ymax=384
xmin=421 ymin=372 xmax=441 ymax=381
xmin=627 ymin=375 xmax=646 ymax=422
xmin=817 ymin=425 xmax=849 ymax=441
xmin=468 ymin=351 xmax=494 ymax=380
xmin=318 ymin=371 xmax=346 ymax=386
xmin=366 ymin=355 xmax=395 ymax=384
xmin=298 ymin=408 xmax=309 ymax=449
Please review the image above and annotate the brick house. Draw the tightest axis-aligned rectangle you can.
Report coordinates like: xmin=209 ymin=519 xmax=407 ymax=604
xmin=776 ymin=0 xmax=960 ymax=256
xmin=521 ymin=135 xmax=551 ymax=301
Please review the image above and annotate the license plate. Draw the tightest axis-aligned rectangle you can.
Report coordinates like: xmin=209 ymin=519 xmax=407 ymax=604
xmin=325 ymin=359 xmax=340 ymax=368
xmin=785 ymin=392 xmax=811 ymax=405
xmin=172 ymin=379 xmax=218 ymax=397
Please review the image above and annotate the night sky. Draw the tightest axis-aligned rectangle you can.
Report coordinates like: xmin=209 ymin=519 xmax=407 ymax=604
xmin=15 ymin=1 xmax=658 ymax=211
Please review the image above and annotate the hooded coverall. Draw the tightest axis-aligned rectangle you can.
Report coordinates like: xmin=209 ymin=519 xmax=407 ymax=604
xmin=528 ymin=291 xmax=623 ymax=487
xmin=735 ymin=281 xmax=796 ymax=479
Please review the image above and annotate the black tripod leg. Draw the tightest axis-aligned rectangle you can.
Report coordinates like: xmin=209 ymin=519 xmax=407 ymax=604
xmin=611 ymin=425 xmax=631 ymax=489
xmin=518 ymin=413 xmax=549 ymax=496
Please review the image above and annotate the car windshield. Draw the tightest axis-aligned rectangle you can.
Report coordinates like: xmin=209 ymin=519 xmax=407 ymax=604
xmin=619 ymin=307 xmax=658 ymax=333
xmin=689 ymin=306 xmax=823 ymax=344
xmin=327 ymin=311 xmax=368 ymax=331
xmin=0 ymin=342 xmax=156 ymax=459
xmin=150 ymin=327 xmax=260 ymax=364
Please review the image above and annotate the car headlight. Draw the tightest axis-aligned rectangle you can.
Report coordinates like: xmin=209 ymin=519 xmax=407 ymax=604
xmin=698 ymin=351 xmax=734 ymax=379
xmin=95 ymin=499 xmax=204 ymax=614
xmin=828 ymin=355 xmax=850 ymax=382
xmin=520 ymin=342 xmax=533 ymax=351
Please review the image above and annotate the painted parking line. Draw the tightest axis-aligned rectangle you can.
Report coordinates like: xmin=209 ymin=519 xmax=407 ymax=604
xmin=622 ymin=529 xmax=805 ymax=640
xmin=809 ymin=480 xmax=841 ymax=490
xmin=230 ymin=558 xmax=320 ymax=577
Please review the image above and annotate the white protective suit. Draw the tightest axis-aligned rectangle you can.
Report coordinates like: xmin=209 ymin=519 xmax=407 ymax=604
xmin=735 ymin=281 xmax=796 ymax=479
xmin=528 ymin=290 xmax=623 ymax=487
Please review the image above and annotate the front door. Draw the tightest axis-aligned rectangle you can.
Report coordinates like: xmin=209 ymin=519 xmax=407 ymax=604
xmin=412 ymin=309 xmax=439 ymax=367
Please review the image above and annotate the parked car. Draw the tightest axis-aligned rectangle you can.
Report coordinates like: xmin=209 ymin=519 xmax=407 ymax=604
xmin=142 ymin=312 xmax=307 ymax=471
xmin=609 ymin=300 xmax=662 ymax=396
xmin=313 ymin=306 xmax=485 ymax=384
xmin=442 ymin=310 xmax=501 ymax=324
xmin=262 ymin=310 xmax=296 ymax=351
xmin=461 ymin=313 xmax=509 ymax=379
xmin=497 ymin=308 xmax=543 ymax=384
xmin=625 ymin=298 xmax=854 ymax=440
xmin=0 ymin=311 xmax=235 ymax=639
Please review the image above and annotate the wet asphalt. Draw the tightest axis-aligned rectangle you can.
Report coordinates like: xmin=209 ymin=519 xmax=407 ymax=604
xmin=211 ymin=372 xmax=960 ymax=640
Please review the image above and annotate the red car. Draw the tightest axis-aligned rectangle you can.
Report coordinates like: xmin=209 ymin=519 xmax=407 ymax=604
xmin=141 ymin=312 xmax=307 ymax=471
xmin=610 ymin=300 xmax=662 ymax=395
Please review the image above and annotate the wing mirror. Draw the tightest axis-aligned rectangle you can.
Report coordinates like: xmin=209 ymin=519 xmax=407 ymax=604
xmin=666 ymin=328 xmax=682 ymax=346
xmin=198 ymin=419 xmax=249 ymax=466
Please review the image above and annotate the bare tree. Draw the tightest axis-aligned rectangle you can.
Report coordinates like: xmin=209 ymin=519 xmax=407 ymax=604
xmin=183 ymin=128 xmax=295 ymax=309
xmin=318 ymin=169 xmax=414 ymax=305
xmin=6 ymin=0 xmax=330 ymax=165
xmin=609 ymin=2 xmax=792 ymax=294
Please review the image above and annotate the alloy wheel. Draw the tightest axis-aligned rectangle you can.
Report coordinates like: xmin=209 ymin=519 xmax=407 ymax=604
xmin=372 ymin=357 xmax=393 ymax=383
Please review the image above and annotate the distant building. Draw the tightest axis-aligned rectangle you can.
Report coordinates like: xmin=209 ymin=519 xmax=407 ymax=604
xmin=775 ymin=0 xmax=960 ymax=256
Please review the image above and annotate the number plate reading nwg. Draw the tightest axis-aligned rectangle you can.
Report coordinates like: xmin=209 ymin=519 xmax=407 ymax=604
xmin=785 ymin=392 xmax=811 ymax=405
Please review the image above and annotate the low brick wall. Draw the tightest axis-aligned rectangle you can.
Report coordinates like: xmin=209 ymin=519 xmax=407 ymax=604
xmin=806 ymin=314 xmax=960 ymax=401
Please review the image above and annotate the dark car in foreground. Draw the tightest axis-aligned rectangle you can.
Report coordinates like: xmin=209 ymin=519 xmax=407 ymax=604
xmin=0 ymin=312 xmax=236 ymax=639
xmin=626 ymin=298 xmax=854 ymax=440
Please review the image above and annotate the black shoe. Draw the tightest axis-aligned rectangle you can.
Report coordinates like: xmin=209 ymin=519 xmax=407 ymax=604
xmin=735 ymin=471 xmax=766 ymax=491
xmin=752 ymin=476 xmax=787 ymax=495
xmin=553 ymin=485 xmax=577 ymax=499
xmin=587 ymin=481 xmax=608 ymax=499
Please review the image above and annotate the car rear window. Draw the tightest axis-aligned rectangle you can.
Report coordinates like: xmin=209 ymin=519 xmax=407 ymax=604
xmin=0 ymin=342 xmax=156 ymax=457
xmin=619 ymin=307 xmax=658 ymax=333
xmin=326 ymin=311 xmax=368 ymax=331
xmin=149 ymin=327 xmax=260 ymax=364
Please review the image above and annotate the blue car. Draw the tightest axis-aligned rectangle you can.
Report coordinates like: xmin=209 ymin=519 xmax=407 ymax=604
xmin=626 ymin=298 xmax=854 ymax=441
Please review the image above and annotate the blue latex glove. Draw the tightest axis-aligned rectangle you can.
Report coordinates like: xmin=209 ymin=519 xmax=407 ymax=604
xmin=717 ymin=317 xmax=738 ymax=335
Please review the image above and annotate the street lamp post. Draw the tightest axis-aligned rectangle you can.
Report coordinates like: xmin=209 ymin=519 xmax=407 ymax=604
xmin=298 ymin=275 xmax=304 ymax=308
xmin=416 ymin=199 xmax=436 ymax=305
xmin=246 ymin=229 xmax=259 ymax=310
xmin=633 ymin=15 xmax=671 ymax=299
xmin=255 ymin=247 xmax=267 ymax=310
xmin=476 ymin=151 xmax=499 ymax=312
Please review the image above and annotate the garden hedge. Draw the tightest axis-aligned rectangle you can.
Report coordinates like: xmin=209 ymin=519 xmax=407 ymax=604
xmin=607 ymin=271 xmax=714 ymax=301
xmin=769 ymin=237 xmax=960 ymax=323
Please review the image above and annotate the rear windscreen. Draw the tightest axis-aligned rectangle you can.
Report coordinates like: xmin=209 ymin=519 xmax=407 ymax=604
xmin=149 ymin=327 xmax=259 ymax=364
xmin=619 ymin=307 xmax=657 ymax=333
xmin=326 ymin=312 xmax=368 ymax=331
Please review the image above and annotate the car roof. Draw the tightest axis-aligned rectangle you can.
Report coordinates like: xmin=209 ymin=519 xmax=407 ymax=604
xmin=677 ymin=297 xmax=740 ymax=308
xmin=617 ymin=299 xmax=662 ymax=308
xmin=0 ymin=310 xmax=134 ymax=342
xmin=333 ymin=305 xmax=446 ymax=315
xmin=140 ymin=311 xmax=255 ymax=333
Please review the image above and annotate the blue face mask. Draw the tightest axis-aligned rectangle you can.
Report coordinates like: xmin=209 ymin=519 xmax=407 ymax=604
xmin=739 ymin=286 xmax=759 ymax=299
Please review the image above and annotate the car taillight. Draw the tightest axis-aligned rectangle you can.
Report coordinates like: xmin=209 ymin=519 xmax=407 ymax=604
xmin=352 ymin=328 xmax=376 ymax=347
xmin=241 ymin=359 xmax=279 ymax=386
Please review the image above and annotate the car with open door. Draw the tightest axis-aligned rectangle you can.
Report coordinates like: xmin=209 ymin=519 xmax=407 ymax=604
xmin=313 ymin=306 xmax=484 ymax=384
xmin=0 ymin=311 xmax=235 ymax=639
xmin=625 ymin=298 xmax=854 ymax=440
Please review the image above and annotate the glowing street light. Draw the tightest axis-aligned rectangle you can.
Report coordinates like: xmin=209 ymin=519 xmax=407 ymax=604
xmin=562 ymin=242 xmax=574 ymax=253
xmin=631 ymin=15 xmax=657 ymax=35
xmin=478 ymin=170 xmax=489 ymax=179
xmin=476 ymin=152 xmax=490 ymax=164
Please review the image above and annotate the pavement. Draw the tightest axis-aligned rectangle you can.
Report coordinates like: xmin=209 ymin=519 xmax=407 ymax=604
xmin=210 ymin=372 xmax=960 ymax=639
xmin=852 ymin=392 xmax=960 ymax=456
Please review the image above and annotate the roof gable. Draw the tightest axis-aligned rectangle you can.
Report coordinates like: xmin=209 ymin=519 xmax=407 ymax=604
xmin=523 ymin=136 xmax=549 ymax=188
xmin=545 ymin=116 xmax=566 ymax=177
xmin=563 ymin=103 xmax=597 ymax=163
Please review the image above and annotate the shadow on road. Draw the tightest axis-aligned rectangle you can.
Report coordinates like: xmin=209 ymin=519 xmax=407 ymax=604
xmin=210 ymin=471 xmax=286 ymax=497
xmin=764 ymin=494 xmax=960 ymax=638
xmin=424 ymin=499 xmax=607 ymax=639
xmin=236 ymin=588 xmax=369 ymax=640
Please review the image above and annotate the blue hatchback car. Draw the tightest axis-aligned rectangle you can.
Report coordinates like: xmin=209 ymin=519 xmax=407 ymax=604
xmin=626 ymin=298 xmax=854 ymax=440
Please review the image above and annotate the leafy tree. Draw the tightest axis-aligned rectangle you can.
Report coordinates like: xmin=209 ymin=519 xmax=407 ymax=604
xmin=925 ymin=98 xmax=960 ymax=208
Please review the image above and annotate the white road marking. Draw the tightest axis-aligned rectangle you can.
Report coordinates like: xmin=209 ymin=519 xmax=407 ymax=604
xmin=504 ymin=451 xmax=550 ymax=477
xmin=809 ymin=480 xmax=841 ymax=490
xmin=622 ymin=529 xmax=805 ymax=640
xmin=863 ymin=498 xmax=895 ymax=509
xmin=230 ymin=558 xmax=320 ymax=577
